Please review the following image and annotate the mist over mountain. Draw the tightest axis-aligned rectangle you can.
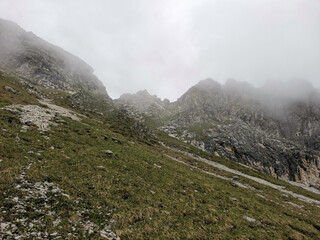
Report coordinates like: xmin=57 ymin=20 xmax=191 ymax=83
xmin=0 ymin=19 xmax=108 ymax=96
xmin=1 ymin=0 xmax=319 ymax=100
xmin=118 ymin=78 xmax=320 ymax=188
xmin=1 ymin=7 xmax=320 ymax=240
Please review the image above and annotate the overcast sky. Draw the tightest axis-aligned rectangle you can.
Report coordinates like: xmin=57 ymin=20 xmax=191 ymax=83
xmin=0 ymin=0 xmax=319 ymax=100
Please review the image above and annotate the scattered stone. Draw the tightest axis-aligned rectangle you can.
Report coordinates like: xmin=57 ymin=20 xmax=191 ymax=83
xmin=149 ymin=190 xmax=156 ymax=194
xmin=0 ymin=160 xmax=119 ymax=239
xmin=1 ymin=223 xmax=9 ymax=230
xmin=154 ymin=163 xmax=162 ymax=169
xmin=20 ymin=125 xmax=29 ymax=133
xmin=100 ymin=230 xmax=108 ymax=238
xmin=287 ymin=202 xmax=304 ymax=208
xmin=104 ymin=224 xmax=112 ymax=231
xmin=2 ymin=99 xmax=81 ymax=132
xmin=96 ymin=165 xmax=106 ymax=170
xmin=101 ymin=150 xmax=113 ymax=155
xmin=3 ymin=86 xmax=20 ymax=95
xmin=61 ymin=193 xmax=71 ymax=199
xmin=112 ymin=138 xmax=122 ymax=144
xmin=243 ymin=215 xmax=257 ymax=223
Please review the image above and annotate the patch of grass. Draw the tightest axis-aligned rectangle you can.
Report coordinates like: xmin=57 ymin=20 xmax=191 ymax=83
xmin=0 ymin=71 xmax=38 ymax=107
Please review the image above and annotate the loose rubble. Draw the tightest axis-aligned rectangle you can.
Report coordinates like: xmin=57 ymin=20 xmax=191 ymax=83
xmin=2 ymin=99 xmax=81 ymax=131
xmin=3 ymin=85 xmax=21 ymax=95
xmin=0 ymin=161 xmax=119 ymax=239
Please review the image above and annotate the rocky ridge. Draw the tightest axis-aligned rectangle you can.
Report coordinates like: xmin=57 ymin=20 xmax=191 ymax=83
xmin=117 ymin=78 xmax=320 ymax=189
xmin=0 ymin=18 xmax=109 ymax=96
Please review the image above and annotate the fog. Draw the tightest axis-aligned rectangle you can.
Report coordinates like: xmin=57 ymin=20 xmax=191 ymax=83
xmin=0 ymin=0 xmax=319 ymax=101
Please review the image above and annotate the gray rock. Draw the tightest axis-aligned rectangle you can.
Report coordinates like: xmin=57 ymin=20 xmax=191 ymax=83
xmin=1 ymin=223 xmax=9 ymax=230
xmin=101 ymin=150 xmax=113 ymax=155
xmin=3 ymin=86 xmax=20 ymax=95
xmin=242 ymin=215 xmax=257 ymax=223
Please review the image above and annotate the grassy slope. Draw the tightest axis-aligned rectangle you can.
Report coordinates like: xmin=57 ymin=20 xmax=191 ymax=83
xmin=1 ymin=73 xmax=320 ymax=239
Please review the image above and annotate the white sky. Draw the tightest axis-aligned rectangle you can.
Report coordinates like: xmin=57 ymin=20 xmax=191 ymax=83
xmin=0 ymin=0 xmax=319 ymax=100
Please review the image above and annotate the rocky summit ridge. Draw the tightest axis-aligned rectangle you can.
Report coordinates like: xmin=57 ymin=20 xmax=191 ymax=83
xmin=0 ymin=18 xmax=108 ymax=96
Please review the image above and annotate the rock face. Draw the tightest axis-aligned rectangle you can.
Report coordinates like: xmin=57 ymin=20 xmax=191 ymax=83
xmin=120 ymin=78 xmax=320 ymax=189
xmin=115 ymin=90 xmax=170 ymax=117
xmin=0 ymin=18 xmax=108 ymax=96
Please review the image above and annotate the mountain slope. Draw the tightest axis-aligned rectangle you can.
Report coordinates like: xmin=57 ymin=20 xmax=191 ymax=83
xmin=118 ymin=78 xmax=320 ymax=189
xmin=1 ymin=19 xmax=320 ymax=239
xmin=0 ymin=18 xmax=108 ymax=96
xmin=1 ymin=72 xmax=320 ymax=239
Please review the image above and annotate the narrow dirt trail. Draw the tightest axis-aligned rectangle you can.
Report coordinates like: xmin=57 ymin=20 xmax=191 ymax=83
xmin=165 ymin=154 xmax=256 ymax=190
xmin=162 ymin=143 xmax=320 ymax=207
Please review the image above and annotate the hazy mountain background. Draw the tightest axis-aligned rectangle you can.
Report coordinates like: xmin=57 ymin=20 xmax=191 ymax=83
xmin=0 ymin=0 xmax=319 ymax=100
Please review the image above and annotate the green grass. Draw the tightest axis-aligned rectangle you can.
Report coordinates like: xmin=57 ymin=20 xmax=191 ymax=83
xmin=0 ymin=71 xmax=38 ymax=107
xmin=1 ymin=73 xmax=320 ymax=239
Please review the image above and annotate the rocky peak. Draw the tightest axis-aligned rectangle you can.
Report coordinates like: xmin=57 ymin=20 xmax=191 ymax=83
xmin=136 ymin=89 xmax=152 ymax=97
xmin=118 ymin=89 xmax=158 ymax=102
xmin=0 ymin=18 xmax=109 ymax=96
xmin=116 ymin=90 xmax=168 ymax=116
xmin=194 ymin=78 xmax=221 ymax=92
xmin=177 ymin=78 xmax=221 ymax=104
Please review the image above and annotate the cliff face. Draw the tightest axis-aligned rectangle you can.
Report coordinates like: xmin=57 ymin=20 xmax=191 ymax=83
xmin=0 ymin=19 xmax=108 ymax=96
xmin=119 ymin=78 xmax=320 ymax=188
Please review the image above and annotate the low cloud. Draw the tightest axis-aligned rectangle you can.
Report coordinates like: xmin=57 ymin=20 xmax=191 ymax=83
xmin=0 ymin=0 xmax=319 ymax=100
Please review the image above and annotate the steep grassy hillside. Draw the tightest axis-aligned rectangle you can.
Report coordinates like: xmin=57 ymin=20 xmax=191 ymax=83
xmin=1 ymin=71 xmax=320 ymax=239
